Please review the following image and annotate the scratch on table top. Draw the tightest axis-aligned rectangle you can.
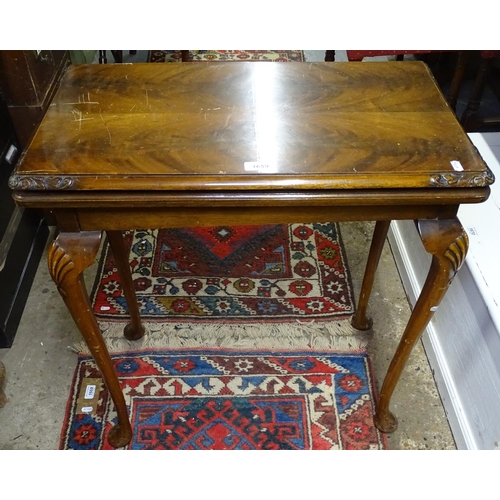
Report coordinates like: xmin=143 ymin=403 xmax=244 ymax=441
xmin=377 ymin=91 xmax=390 ymax=111
xmin=71 ymin=109 xmax=94 ymax=131
xmin=60 ymin=93 xmax=100 ymax=106
xmin=99 ymin=111 xmax=112 ymax=145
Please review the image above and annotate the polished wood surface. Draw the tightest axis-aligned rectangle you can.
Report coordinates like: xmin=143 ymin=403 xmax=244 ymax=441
xmin=9 ymin=62 xmax=494 ymax=447
xmin=11 ymin=62 xmax=493 ymax=192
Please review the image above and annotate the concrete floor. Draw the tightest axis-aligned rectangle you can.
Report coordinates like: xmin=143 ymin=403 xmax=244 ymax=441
xmin=0 ymin=50 xmax=457 ymax=450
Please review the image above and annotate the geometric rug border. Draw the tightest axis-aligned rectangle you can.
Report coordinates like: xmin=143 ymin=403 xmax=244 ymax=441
xmin=59 ymin=348 xmax=388 ymax=450
xmin=148 ymin=50 xmax=306 ymax=63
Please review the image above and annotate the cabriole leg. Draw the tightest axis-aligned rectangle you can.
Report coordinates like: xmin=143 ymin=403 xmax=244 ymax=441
xmin=351 ymin=220 xmax=391 ymax=330
xmin=106 ymin=230 xmax=145 ymax=340
xmin=375 ymin=218 xmax=468 ymax=433
xmin=48 ymin=231 xmax=132 ymax=448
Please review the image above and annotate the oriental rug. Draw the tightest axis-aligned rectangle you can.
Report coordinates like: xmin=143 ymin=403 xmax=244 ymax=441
xmin=59 ymin=349 xmax=387 ymax=450
xmin=148 ymin=50 xmax=305 ymax=63
xmin=88 ymin=223 xmax=366 ymax=353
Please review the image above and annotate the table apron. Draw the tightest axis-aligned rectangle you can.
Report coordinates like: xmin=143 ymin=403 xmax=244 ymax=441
xmin=49 ymin=204 xmax=460 ymax=232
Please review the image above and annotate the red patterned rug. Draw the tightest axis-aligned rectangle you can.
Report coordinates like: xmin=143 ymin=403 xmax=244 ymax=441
xmin=59 ymin=349 xmax=387 ymax=450
xmin=88 ymin=223 xmax=365 ymax=352
xmin=93 ymin=223 xmax=353 ymax=323
xmin=148 ymin=50 xmax=304 ymax=62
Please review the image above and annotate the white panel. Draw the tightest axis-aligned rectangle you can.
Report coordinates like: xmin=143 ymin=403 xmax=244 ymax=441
xmin=458 ymin=133 xmax=500 ymax=335
xmin=389 ymin=221 xmax=500 ymax=449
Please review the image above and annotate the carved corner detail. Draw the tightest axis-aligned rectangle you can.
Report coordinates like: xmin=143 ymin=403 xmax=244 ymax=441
xmin=48 ymin=242 xmax=75 ymax=291
xmin=8 ymin=175 xmax=75 ymax=190
xmin=430 ymin=170 xmax=495 ymax=188
xmin=444 ymin=232 xmax=469 ymax=274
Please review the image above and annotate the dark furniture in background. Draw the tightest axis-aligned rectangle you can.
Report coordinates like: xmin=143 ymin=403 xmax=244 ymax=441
xmin=98 ymin=50 xmax=137 ymax=63
xmin=461 ymin=51 xmax=500 ymax=131
xmin=0 ymin=51 xmax=69 ymax=149
xmin=0 ymin=88 xmax=48 ymax=347
xmin=98 ymin=50 xmax=189 ymax=63
xmin=325 ymin=50 xmax=500 ymax=133
xmin=0 ymin=50 xmax=68 ymax=347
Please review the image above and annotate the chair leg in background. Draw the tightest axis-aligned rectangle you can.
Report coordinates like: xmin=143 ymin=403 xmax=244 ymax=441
xmin=461 ymin=57 xmax=491 ymax=131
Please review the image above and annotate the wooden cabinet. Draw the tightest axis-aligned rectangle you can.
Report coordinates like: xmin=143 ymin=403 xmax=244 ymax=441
xmin=0 ymin=50 xmax=69 ymax=149
xmin=0 ymin=51 xmax=63 ymax=346
xmin=0 ymin=88 xmax=48 ymax=348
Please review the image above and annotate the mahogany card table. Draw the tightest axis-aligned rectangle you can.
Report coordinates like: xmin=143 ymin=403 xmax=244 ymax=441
xmin=9 ymin=62 xmax=494 ymax=447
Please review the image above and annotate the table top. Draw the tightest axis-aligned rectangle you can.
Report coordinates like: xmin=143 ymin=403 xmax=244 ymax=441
xmin=9 ymin=61 xmax=494 ymax=193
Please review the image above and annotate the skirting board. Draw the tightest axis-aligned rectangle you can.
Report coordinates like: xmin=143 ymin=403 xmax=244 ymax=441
xmin=388 ymin=220 xmax=500 ymax=450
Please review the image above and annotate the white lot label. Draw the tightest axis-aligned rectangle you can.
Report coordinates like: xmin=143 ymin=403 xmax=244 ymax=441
xmin=84 ymin=384 xmax=97 ymax=399
xmin=244 ymin=162 xmax=272 ymax=172
xmin=450 ymin=160 xmax=464 ymax=172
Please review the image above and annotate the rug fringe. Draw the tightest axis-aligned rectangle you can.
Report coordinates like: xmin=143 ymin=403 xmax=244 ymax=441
xmin=73 ymin=320 xmax=370 ymax=354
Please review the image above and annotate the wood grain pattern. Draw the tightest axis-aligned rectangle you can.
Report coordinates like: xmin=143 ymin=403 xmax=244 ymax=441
xmin=11 ymin=62 xmax=493 ymax=192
